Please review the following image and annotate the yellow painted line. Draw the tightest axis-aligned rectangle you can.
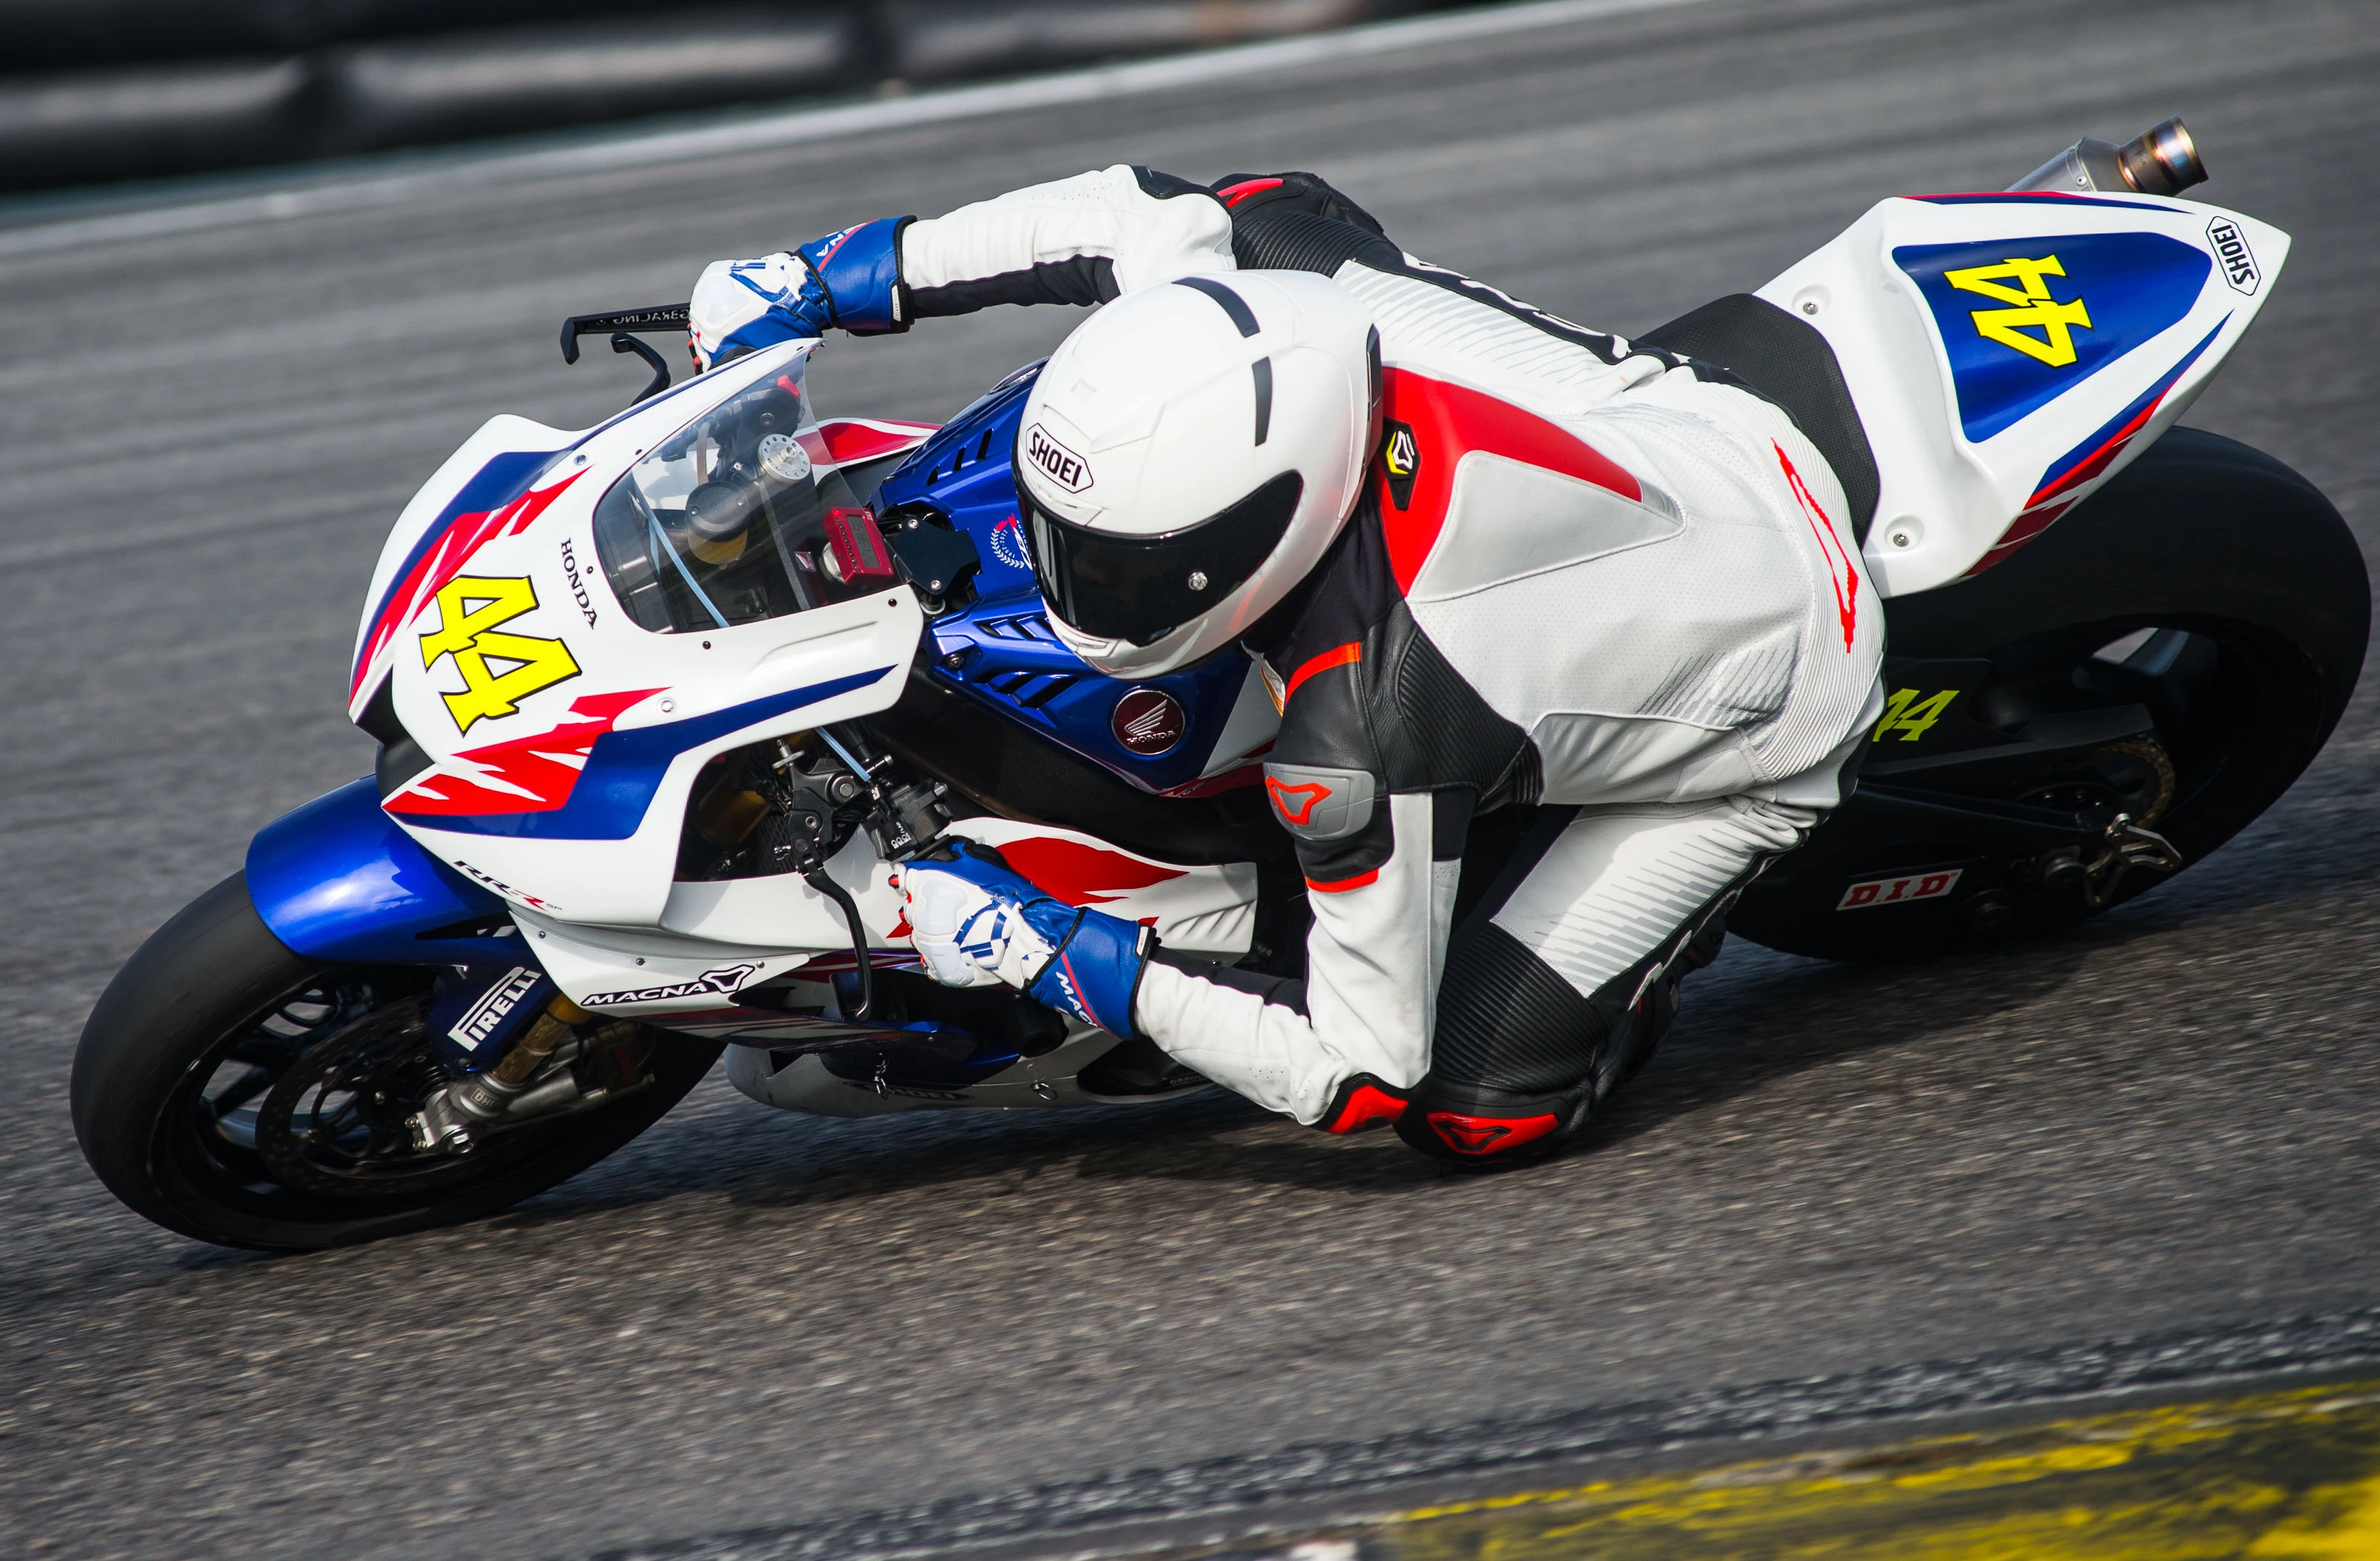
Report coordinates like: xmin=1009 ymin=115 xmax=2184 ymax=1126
xmin=1173 ymin=1380 xmax=2380 ymax=1560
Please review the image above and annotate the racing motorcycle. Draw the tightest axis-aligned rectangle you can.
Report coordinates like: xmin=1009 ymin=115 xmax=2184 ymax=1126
xmin=74 ymin=120 xmax=2365 ymax=1249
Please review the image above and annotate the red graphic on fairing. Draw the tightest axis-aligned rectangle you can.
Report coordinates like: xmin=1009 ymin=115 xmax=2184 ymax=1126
xmin=384 ymin=687 xmax=663 ymax=817
xmin=352 ymin=470 xmax=587 ymax=703
xmin=1774 ymin=442 xmax=1860 ymax=653
xmin=1375 ymin=370 xmax=1643 ymax=593
xmin=1265 ymin=776 xmax=1332 ymax=827
xmin=991 ymin=837 xmax=1186 ymax=906
xmin=806 ymin=417 xmax=937 ymax=469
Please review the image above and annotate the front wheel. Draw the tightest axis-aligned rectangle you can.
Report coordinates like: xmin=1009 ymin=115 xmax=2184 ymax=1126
xmin=71 ymin=874 xmax=722 ymax=1251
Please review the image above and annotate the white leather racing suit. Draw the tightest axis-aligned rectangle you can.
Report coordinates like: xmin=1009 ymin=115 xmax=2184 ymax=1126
xmin=888 ymin=165 xmax=1886 ymax=1156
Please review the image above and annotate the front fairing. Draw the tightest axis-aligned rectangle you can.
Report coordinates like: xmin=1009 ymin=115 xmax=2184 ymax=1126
xmin=350 ymin=341 xmax=931 ymax=931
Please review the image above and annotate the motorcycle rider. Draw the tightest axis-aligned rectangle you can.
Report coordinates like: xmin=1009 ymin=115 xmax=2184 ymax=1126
xmin=689 ymin=166 xmax=1884 ymax=1165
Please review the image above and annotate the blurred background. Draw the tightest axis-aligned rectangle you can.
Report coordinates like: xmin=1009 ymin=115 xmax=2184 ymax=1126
xmin=0 ymin=0 xmax=1475 ymax=193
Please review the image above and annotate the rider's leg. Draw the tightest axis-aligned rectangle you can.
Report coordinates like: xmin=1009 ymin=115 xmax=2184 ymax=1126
xmin=1393 ymin=792 xmax=1813 ymax=1166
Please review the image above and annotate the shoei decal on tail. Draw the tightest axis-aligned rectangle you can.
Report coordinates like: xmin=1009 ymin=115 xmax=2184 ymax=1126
xmin=1757 ymin=191 xmax=2288 ymax=593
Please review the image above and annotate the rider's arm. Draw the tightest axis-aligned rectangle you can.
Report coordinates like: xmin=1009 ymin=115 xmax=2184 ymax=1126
xmin=1133 ymin=788 xmax=1458 ymax=1127
xmin=899 ymin=164 xmax=1235 ymax=317
xmin=690 ymin=165 xmax=1233 ymax=365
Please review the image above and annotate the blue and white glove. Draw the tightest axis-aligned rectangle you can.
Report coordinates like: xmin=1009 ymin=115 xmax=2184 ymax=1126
xmin=688 ymin=216 xmax=911 ymax=371
xmin=899 ymin=844 xmax=1151 ymax=1035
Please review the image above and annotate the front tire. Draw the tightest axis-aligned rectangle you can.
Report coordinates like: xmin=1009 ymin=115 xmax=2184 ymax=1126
xmin=71 ymin=873 xmax=721 ymax=1251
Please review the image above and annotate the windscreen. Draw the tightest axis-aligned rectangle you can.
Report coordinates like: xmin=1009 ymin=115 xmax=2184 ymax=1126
xmin=593 ymin=359 xmax=880 ymax=633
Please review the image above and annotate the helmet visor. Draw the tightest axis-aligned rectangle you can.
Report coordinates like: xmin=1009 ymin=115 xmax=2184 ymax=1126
xmin=1024 ymin=470 xmax=1303 ymax=647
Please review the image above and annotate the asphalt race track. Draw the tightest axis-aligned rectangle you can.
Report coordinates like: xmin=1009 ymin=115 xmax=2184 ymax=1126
xmin=4 ymin=1 xmax=2379 ymax=1555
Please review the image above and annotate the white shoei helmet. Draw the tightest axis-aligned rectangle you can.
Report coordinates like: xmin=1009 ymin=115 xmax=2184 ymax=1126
xmin=1016 ymin=270 xmax=1380 ymax=677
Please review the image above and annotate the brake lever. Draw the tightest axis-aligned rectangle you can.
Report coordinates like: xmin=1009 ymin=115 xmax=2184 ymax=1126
xmin=558 ymin=302 xmax=690 ymax=364
xmin=608 ymin=333 xmax=672 ymax=404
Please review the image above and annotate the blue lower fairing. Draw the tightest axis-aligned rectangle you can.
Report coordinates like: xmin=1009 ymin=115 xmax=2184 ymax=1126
xmin=246 ymin=778 xmax=527 ymax=966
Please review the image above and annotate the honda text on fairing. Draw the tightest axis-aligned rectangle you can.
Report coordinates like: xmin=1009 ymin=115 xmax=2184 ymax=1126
xmin=72 ymin=122 xmax=2365 ymax=1249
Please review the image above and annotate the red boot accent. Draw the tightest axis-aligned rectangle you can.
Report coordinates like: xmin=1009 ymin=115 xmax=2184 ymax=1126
xmin=1425 ymin=1110 xmax=1560 ymax=1156
xmin=1325 ymin=1083 xmax=1408 ymax=1134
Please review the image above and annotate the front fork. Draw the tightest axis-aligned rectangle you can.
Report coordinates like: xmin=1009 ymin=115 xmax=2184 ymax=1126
xmin=411 ymin=993 xmax=652 ymax=1151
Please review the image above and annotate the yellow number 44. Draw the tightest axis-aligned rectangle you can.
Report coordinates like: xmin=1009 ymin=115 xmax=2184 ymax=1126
xmin=1874 ymin=687 xmax=1958 ymax=744
xmin=419 ymin=575 xmax=581 ymax=735
xmin=1943 ymin=254 xmax=2094 ymax=368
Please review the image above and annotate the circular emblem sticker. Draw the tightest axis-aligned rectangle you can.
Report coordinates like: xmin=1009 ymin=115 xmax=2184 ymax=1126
xmin=1110 ymin=688 xmax=1186 ymax=756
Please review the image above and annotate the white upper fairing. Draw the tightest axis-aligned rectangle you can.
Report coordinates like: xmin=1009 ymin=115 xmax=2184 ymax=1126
xmin=1759 ymin=190 xmax=2288 ymax=593
xmin=352 ymin=340 xmax=937 ymax=934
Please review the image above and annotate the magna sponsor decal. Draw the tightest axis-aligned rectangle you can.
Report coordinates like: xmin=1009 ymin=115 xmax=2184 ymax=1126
xmin=2205 ymin=216 xmax=2260 ymax=295
xmin=448 ymin=966 xmax=541 ymax=1049
xmin=1023 ymin=423 xmax=1092 ymax=492
xmin=583 ymin=962 xmax=762 ymax=1007
xmin=1837 ymin=869 xmax=1963 ymax=911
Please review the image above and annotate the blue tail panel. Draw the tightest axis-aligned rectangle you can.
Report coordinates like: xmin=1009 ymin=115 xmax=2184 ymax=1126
xmin=247 ymin=779 xmax=528 ymax=967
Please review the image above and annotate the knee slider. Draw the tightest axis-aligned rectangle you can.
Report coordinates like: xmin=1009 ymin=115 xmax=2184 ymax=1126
xmin=1398 ymin=924 xmax=1604 ymax=1165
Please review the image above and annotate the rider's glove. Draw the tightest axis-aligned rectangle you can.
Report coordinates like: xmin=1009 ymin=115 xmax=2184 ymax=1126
xmin=898 ymin=843 xmax=1150 ymax=1035
xmin=688 ymin=216 xmax=911 ymax=371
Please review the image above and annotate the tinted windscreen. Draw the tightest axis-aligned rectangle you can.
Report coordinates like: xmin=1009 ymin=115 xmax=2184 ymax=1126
xmin=1026 ymin=471 xmax=1302 ymax=646
xmin=593 ymin=364 xmax=880 ymax=633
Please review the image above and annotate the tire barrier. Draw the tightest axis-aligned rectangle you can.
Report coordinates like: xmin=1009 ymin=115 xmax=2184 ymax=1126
xmin=0 ymin=0 xmax=1432 ymax=193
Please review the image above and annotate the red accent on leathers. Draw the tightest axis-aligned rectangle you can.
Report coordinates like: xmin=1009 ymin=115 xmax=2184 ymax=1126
xmin=1283 ymin=640 xmax=1362 ymax=703
xmin=1215 ymin=177 xmax=1286 ymax=207
xmin=1773 ymin=441 xmax=1859 ymax=652
xmin=1374 ymin=369 xmax=1643 ymax=593
xmin=1425 ymin=1110 xmax=1561 ymax=1156
xmin=1325 ymin=1083 xmax=1409 ymax=1133
xmin=1305 ymin=867 xmax=1381 ymax=894
xmin=1265 ymin=776 xmax=1333 ymax=827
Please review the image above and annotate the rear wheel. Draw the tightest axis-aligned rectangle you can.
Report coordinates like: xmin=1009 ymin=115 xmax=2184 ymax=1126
xmin=71 ymin=873 xmax=721 ymax=1251
xmin=1733 ymin=429 xmax=2367 ymax=961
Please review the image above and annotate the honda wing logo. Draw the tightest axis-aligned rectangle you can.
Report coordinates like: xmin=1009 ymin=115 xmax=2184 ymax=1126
xmin=583 ymin=963 xmax=762 ymax=1007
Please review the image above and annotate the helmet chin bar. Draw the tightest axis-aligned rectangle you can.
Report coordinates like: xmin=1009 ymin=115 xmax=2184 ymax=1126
xmin=1022 ymin=471 xmax=1304 ymax=648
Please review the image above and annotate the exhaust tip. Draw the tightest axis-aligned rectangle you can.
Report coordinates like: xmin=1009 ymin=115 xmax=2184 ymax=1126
xmin=2119 ymin=117 xmax=2205 ymax=195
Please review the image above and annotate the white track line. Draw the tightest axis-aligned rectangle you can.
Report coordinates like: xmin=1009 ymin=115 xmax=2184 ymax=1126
xmin=0 ymin=0 xmax=1718 ymax=260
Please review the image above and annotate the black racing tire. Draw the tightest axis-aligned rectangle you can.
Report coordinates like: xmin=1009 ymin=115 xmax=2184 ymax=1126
xmin=1733 ymin=428 xmax=2367 ymax=962
xmin=71 ymin=872 xmax=722 ymax=1252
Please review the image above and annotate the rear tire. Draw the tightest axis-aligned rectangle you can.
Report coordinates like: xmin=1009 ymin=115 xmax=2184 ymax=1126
xmin=71 ymin=873 xmax=721 ymax=1251
xmin=1734 ymin=428 xmax=2367 ymax=962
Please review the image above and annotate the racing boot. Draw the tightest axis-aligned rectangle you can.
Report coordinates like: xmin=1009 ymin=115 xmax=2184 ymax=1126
xmin=1316 ymin=1072 xmax=1409 ymax=1134
xmin=1393 ymin=910 xmax=1727 ymax=1169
